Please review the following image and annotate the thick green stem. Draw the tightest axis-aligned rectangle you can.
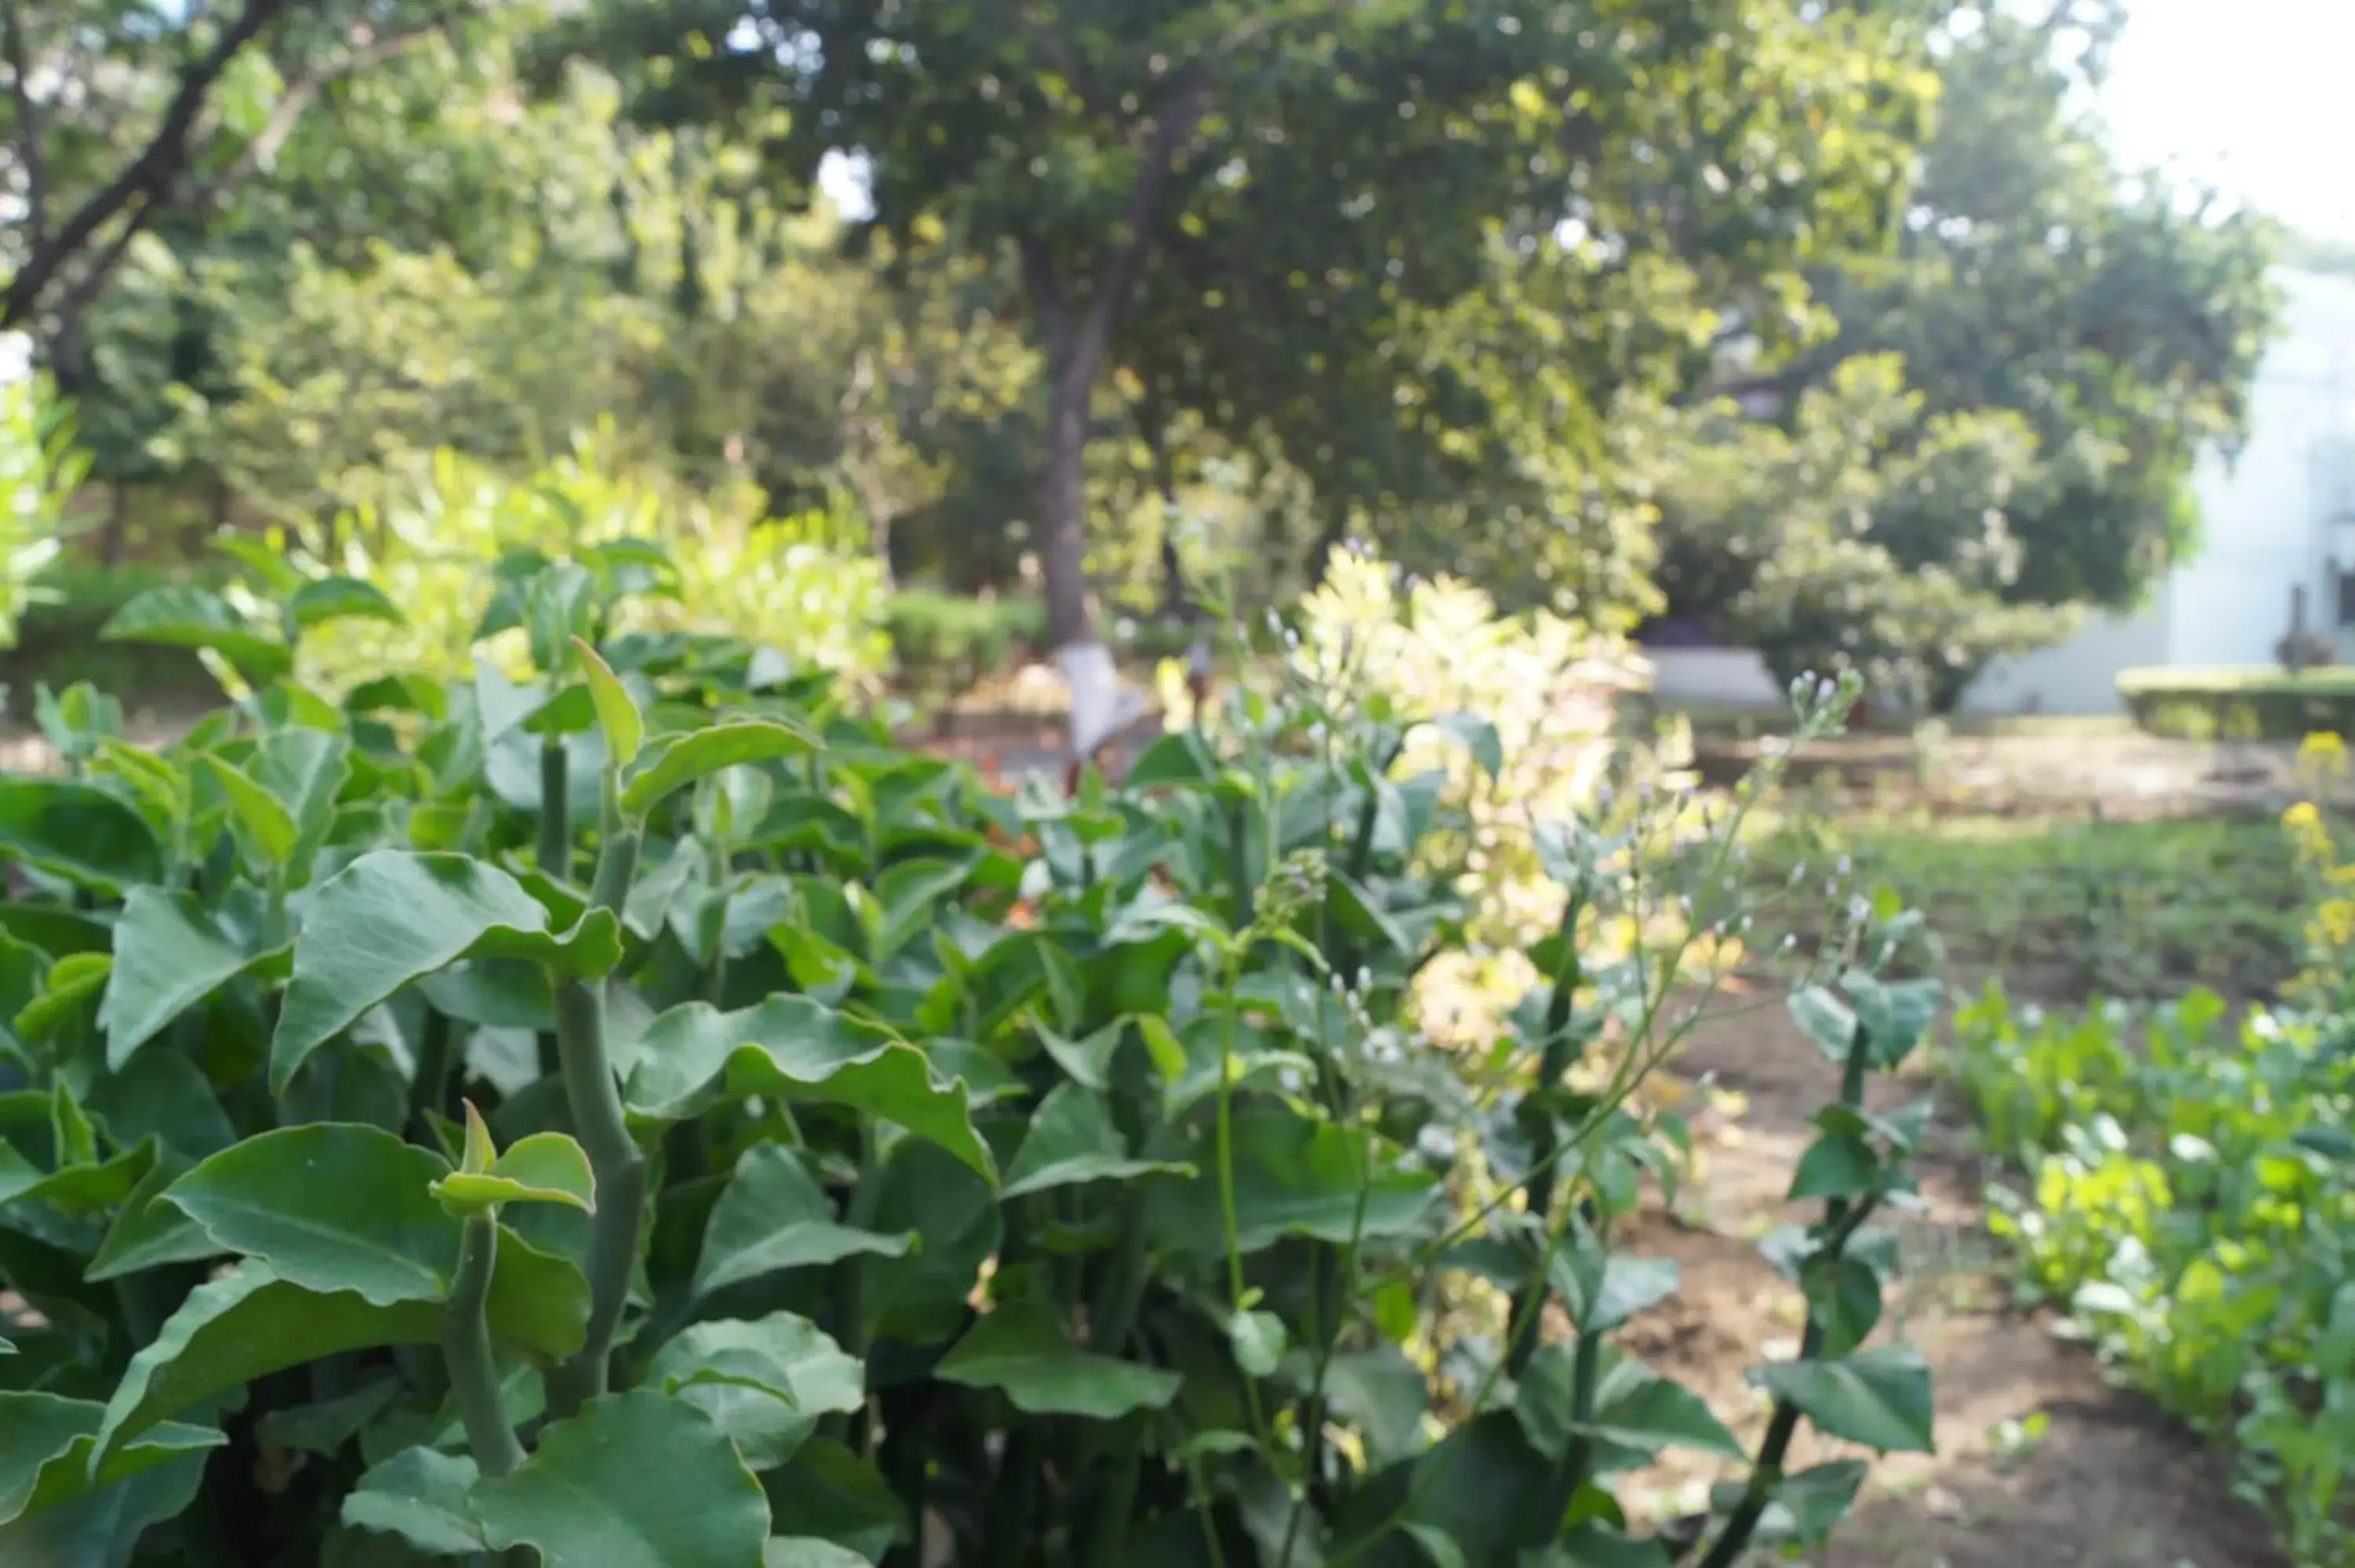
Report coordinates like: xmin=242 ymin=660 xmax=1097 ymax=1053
xmin=1520 ymin=1324 xmax=1603 ymax=1548
xmin=546 ymin=976 xmax=648 ymax=1418
xmin=1507 ymin=892 xmax=1587 ymax=1376
xmin=441 ymin=1214 xmax=525 ymax=1478
xmin=410 ymin=1006 xmax=454 ymax=1137
xmin=1694 ymin=1020 xmax=1879 ymax=1568
xmin=1083 ymin=1415 xmax=1146 ymax=1568
xmin=537 ymin=738 xmax=570 ymax=877
xmin=535 ymin=739 xmax=571 ymax=1079
xmin=1090 ymin=1198 xmax=1152 ymax=1356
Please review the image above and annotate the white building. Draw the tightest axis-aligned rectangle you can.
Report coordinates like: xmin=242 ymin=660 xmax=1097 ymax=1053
xmin=1648 ymin=266 xmax=2355 ymax=716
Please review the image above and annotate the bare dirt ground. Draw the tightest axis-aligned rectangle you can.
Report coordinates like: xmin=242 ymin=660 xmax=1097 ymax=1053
xmin=1627 ymin=997 xmax=2282 ymax=1568
xmin=1696 ymin=728 xmax=2335 ymax=821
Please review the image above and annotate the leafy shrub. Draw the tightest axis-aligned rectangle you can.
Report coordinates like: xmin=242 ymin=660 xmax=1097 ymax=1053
xmin=208 ymin=442 xmax=892 ymax=697
xmin=0 ymin=369 xmax=90 ymax=653
xmin=884 ymin=591 xmax=1046 ymax=720
xmin=1958 ymin=975 xmax=2355 ymax=1565
xmin=2118 ymin=665 xmax=2355 ymax=741
xmin=0 ymin=550 xmax=1941 ymax=1566
xmin=5 ymin=561 xmax=225 ymax=716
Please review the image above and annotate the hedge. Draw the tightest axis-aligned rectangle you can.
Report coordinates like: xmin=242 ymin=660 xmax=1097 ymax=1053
xmin=2117 ymin=665 xmax=2355 ymax=741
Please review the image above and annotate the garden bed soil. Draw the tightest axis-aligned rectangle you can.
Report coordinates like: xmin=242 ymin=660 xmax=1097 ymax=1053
xmin=1627 ymin=994 xmax=2284 ymax=1568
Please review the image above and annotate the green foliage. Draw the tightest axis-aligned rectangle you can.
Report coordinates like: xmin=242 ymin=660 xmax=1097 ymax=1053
xmin=1641 ymin=355 xmax=2079 ymax=706
xmin=2119 ymin=665 xmax=2355 ymax=741
xmin=1955 ymin=982 xmax=2355 ymax=1565
xmin=884 ymin=593 xmax=1046 ymax=719
xmin=1747 ymin=808 xmax=2303 ymax=999
xmin=0 ymin=553 xmax=1937 ymax=1566
xmin=0 ymin=371 xmax=90 ymax=653
xmin=1767 ymin=1 xmax=2280 ymax=611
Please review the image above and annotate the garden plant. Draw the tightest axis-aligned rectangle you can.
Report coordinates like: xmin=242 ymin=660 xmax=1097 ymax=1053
xmin=1953 ymin=757 xmax=2355 ymax=1565
xmin=0 ymin=546 xmax=1941 ymax=1566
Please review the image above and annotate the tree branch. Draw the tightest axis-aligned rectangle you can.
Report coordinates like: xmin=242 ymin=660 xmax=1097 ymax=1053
xmin=187 ymin=8 xmax=464 ymax=209
xmin=1075 ymin=72 xmax=1210 ymax=372
xmin=2 ymin=0 xmax=45 ymax=250
xmin=0 ymin=0 xmax=290 ymax=331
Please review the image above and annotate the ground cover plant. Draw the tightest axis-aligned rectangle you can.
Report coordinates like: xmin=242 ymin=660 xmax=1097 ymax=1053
xmin=1747 ymin=808 xmax=2301 ymax=999
xmin=1949 ymin=766 xmax=2355 ymax=1566
xmin=0 ymin=553 xmax=1943 ymax=1566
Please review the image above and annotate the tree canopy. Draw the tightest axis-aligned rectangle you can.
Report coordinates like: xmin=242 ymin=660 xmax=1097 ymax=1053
xmin=0 ymin=0 xmax=2284 ymax=707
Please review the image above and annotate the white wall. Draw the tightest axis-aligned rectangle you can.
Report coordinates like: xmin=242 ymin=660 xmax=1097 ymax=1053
xmin=1959 ymin=589 xmax=2171 ymax=715
xmin=1643 ymin=646 xmax=1786 ymax=709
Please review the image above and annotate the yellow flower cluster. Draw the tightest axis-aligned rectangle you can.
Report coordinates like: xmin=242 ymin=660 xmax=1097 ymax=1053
xmin=2283 ymin=734 xmax=2355 ymax=1007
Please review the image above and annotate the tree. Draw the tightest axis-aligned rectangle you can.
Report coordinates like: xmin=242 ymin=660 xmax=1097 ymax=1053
xmin=564 ymin=0 xmax=1937 ymax=663
xmin=0 ymin=0 xmax=487 ymax=368
xmin=1707 ymin=0 xmax=2280 ymax=611
xmin=1641 ymin=356 xmax=2075 ymax=707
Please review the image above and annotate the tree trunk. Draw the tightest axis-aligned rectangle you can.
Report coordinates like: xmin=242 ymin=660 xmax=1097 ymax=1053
xmin=1039 ymin=352 xmax=1097 ymax=652
xmin=100 ymin=485 xmax=130 ymax=566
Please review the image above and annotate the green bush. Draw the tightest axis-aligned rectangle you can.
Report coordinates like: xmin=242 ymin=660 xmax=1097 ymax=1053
xmin=5 ymin=561 xmax=223 ymax=715
xmin=884 ymin=591 xmax=1045 ymax=717
xmin=1954 ymin=981 xmax=2355 ymax=1564
xmin=0 ymin=552 xmax=1940 ymax=1566
xmin=0 ymin=371 xmax=89 ymax=653
xmin=2117 ymin=665 xmax=2355 ymax=741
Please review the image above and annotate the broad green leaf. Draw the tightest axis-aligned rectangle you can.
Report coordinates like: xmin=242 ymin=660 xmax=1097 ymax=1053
xmin=13 ymin=950 xmax=109 ymax=1044
xmin=0 ymin=777 xmax=162 ymax=892
xmin=163 ymin=1124 xmax=462 ymax=1305
xmin=620 ymin=721 xmax=820 ymax=819
xmin=935 ymin=1301 xmax=1181 ymax=1419
xmin=1840 ymin=973 xmax=1943 ymax=1066
xmin=290 ymin=575 xmax=406 ymax=634
xmin=1228 ymin=1309 xmax=1286 ymax=1379
xmin=1799 ymin=1255 xmax=1884 ymax=1358
xmin=857 ymin=1142 xmax=1002 ymax=1346
xmin=432 ymin=1132 xmax=597 ymax=1217
xmin=86 ymin=1151 xmax=218 ymax=1281
xmin=1150 ymin=1110 xmax=1439 ymax=1257
xmin=100 ymin=585 xmax=292 ymax=682
xmin=343 ymin=1446 xmax=485 ymax=1555
xmin=1786 ymin=1130 xmax=1879 ymax=1202
xmin=1550 ymin=1249 xmax=1680 ymax=1334
xmin=98 ymin=888 xmax=268 ymax=1070
xmin=0 ymin=1449 xmax=207 ymax=1568
xmin=1318 ymin=1344 xmax=1430 ymax=1463
xmin=760 ymin=1441 xmax=906 ymax=1562
xmin=647 ymin=1312 xmax=865 ymax=1470
xmin=481 ymin=1225 xmax=592 ymax=1361
xmin=693 ymin=1144 xmax=911 ymax=1303
xmin=1786 ymin=987 xmax=1857 ymax=1064
xmin=0 ymin=1392 xmax=223 ymax=1527
xmin=257 ymin=1377 xmax=401 ymax=1456
xmin=1405 ymin=1521 xmax=1470 ymax=1568
xmin=4 ymin=1135 xmax=156 ymax=1213
xmin=572 ymin=637 xmax=644 ymax=767
xmin=1032 ymin=1018 xmax=1125 ymax=1090
xmin=1517 ymin=1344 xmax=1742 ymax=1464
xmin=204 ymin=755 xmax=298 ymax=866
xmin=1000 ymin=1083 xmax=1192 ymax=1199
xmin=270 ymin=851 xmax=624 ymax=1093
xmin=94 ymin=1265 xmax=444 ymax=1464
xmin=1425 ymin=712 xmax=1505 ymax=779
xmin=524 ymin=563 xmax=597 ymax=677
xmin=1751 ymin=1347 xmax=1934 ymax=1453
xmin=472 ymin=1391 xmax=772 ymax=1568
xmin=625 ymin=996 xmax=991 ymax=1180
xmin=765 ymin=1540 xmax=871 ymax=1568
xmin=0 ymin=905 xmax=108 ymax=961
xmin=1552 ymin=1524 xmax=1673 ymax=1568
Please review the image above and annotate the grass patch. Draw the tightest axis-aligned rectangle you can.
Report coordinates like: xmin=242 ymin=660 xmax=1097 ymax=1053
xmin=1747 ymin=808 xmax=2300 ymax=999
